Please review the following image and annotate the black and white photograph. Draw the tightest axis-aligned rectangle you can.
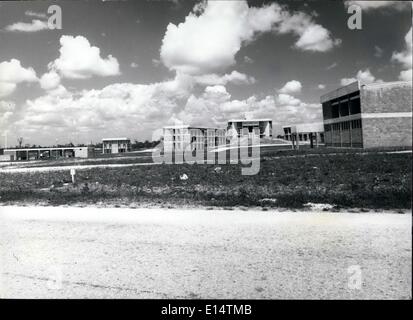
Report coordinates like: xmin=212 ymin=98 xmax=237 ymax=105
xmin=0 ymin=0 xmax=412 ymax=307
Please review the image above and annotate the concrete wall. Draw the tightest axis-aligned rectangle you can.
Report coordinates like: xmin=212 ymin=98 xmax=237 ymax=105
xmin=361 ymin=82 xmax=412 ymax=113
xmin=362 ymin=117 xmax=412 ymax=148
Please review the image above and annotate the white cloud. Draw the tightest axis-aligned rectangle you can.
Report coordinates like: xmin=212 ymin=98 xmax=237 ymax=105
xmin=344 ymin=1 xmax=409 ymax=11
xmin=193 ymin=70 xmax=255 ymax=86
xmin=160 ymin=1 xmax=339 ymax=75
xmin=244 ymin=56 xmax=254 ymax=64
xmin=340 ymin=69 xmax=383 ymax=86
xmin=277 ymin=93 xmax=301 ymax=106
xmin=392 ymin=26 xmax=412 ymax=81
xmin=0 ymin=83 xmax=17 ymax=98
xmin=0 ymin=100 xmax=15 ymax=130
xmin=326 ymin=62 xmax=338 ymax=70
xmin=294 ymin=24 xmax=341 ymax=52
xmin=40 ymin=71 xmax=61 ymax=90
xmin=279 ymin=80 xmax=302 ymax=94
xmin=318 ymin=84 xmax=326 ymax=89
xmin=5 ymin=19 xmax=48 ymax=32
xmin=49 ymin=35 xmax=120 ymax=79
xmin=0 ymin=59 xmax=38 ymax=97
xmin=25 ymin=10 xmax=47 ymax=19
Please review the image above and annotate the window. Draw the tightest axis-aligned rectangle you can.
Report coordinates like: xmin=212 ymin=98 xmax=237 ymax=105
xmin=350 ymin=97 xmax=361 ymax=114
xmin=351 ymin=119 xmax=362 ymax=129
xmin=339 ymin=100 xmax=349 ymax=117
xmin=331 ymin=102 xmax=339 ymax=118
xmin=322 ymin=102 xmax=332 ymax=119
xmin=324 ymin=124 xmax=331 ymax=132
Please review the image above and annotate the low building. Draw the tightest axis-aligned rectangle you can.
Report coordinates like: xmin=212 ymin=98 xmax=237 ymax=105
xmin=163 ymin=125 xmax=226 ymax=152
xmin=2 ymin=146 xmax=94 ymax=161
xmin=102 ymin=138 xmax=131 ymax=154
xmin=227 ymin=119 xmax=272 ymax=138
xmin=320 ymin=80 xmax=412 ymax=148
xmin=283 ymin=123 xmax=324 ymax=145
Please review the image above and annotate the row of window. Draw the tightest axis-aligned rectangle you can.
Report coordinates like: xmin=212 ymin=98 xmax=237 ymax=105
xmin=322 ymin=94 xmax=361 ymax=120
xmin=324 ymin=119 xmax=362 ymax=132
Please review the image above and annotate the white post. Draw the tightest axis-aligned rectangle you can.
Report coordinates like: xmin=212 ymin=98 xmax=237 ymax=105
xmin=70 ymin=168 xmax=76 ymax=184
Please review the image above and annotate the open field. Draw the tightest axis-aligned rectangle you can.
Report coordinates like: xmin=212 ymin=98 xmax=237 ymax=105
xmin=0 ymin=206 xmax=411 ymax=299
xmin=0 ymin=149 xmax=411 ymax=209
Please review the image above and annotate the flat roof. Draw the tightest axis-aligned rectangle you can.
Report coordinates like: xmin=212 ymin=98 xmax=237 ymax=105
xmin=163 ymin=125 xmax=224 ymax=130
xmin=4 ymin=147 xmax=90 ymax=152
xmin=320 ymin=80 xmax=412 ymax=103
xmin=102 ymin=138 xmax=130 ymax=141
xmin=227 ymin=119 xmax=272 ymax=122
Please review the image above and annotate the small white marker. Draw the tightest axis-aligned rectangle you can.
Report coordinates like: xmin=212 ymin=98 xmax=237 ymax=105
xmin=70 ymin=168 xmax=76 ymax=183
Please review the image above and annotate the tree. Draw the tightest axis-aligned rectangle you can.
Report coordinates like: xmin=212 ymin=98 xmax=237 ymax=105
xmin=17 ymin=137 xmax=23 ymax=148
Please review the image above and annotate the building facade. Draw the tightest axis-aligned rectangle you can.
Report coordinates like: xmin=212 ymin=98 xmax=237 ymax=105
xmin=102 ymin=138 xmax=131 ymax=154
xmin=320 ymin=80 xmax=412 ymax=148
xmin=227 ymin=119 xmax=272 ymax=138
xmin=163 ymin=125 xmax=226 ymax=152
xmin=283 ymin=123 xmax=324 ymax=145
xmin=2 ymin=146 xmax=94 ymax=161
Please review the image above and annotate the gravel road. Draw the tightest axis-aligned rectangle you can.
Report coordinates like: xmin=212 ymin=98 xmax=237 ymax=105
xmin=0 ymin=206 xmax=411 ymax=299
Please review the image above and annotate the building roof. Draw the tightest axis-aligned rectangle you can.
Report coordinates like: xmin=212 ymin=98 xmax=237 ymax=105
xmin=163 ymin=125 xmax=224 ymax=130
xmin=320 ymin=80 xmax=412 ymax=103
xmin=4 ymin=147 xmax=91 ymax=152
xmin=227 ymin=119 xmax=272 ymax=122
xmin=102 ymin=137 xmax=130 ymax=141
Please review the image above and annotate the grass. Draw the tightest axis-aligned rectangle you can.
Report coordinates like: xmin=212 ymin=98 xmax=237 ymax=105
xmin=0 ymin=149 xmax=411 ymax=210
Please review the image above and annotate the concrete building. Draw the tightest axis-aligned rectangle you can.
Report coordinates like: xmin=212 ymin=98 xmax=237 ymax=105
xmin=227 ymin=119 xmax=272 ymax=138
xmin=283 ymin=122 xmax=324 ymax=146
xmin=163 ymin=125 xmax=226 ymax=152
xmin=2 ymin=146 xmax=94 ymax=161
xmin=320 ymin=80 xmax=412 ymax=148
xmin=102 ymin=138 xmax=131 ymax=154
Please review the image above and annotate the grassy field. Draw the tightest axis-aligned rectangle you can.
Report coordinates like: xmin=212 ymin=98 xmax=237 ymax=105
xmin=0 ymin=149 xmax=411 ymax=209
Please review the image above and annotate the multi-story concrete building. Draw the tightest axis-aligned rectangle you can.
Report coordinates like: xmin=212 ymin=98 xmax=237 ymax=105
xmin=320 ymin=80 xmax=412 ymax=148
xmin=227 ymin=119 xmax=272 ymax=138
xmin=163 ymin=125 xmax=226 ymax=152
xmin=283 ymin=123 xmax=324 ymax=145
xmin=2 ymin=146 xmax=94 ymax=161
xmin=102 ymin=138 xmax=131 ymax=154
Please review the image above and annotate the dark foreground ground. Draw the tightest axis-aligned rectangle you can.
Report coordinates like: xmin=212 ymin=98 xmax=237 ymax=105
xmin=0 ymin=150 xmax=411 ymax=209
xmin=0 ymin=206 xmax=411 ymax=299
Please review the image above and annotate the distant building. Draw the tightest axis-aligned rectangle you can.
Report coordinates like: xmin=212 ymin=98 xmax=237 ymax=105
xmin=227 ymin=119 xmax=272 ymax=138
xmin=162 ymin=125 xmax=226 ymax=152
xmin=2 ymin=146 xmax=94 ymax=161
xmin=102 ymin=138 xmax=131 ymax=154
xmin=320 ymin=80 xmax=412 ymax=148
xmin=283 ymin=123 xmax=324 ymax=145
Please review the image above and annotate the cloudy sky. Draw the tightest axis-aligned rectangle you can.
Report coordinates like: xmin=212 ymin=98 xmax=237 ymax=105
xmin=0 ymin=0 xmax=412 ymax=146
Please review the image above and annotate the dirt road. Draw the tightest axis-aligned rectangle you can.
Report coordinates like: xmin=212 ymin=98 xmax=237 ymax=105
xmin=0 ymin=206 xmax=411 ymax=299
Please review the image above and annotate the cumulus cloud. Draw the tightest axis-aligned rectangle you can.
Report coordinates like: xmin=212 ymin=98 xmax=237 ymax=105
xmin=279 ymin=80 xmax=302 ymax=94
xmin=340 ymin=69 xmax=383 ymax=86
xmin=193 ymin=70 xmax=256 ymax=86
xmin=0 ymin=59 xmax=38 ymax=97
xmin=40 ymin=71 xmax=61 ymax=90
xmin=13 ymin=73 xmax=195 ymax=142
xmin=0 ymin=100 xmax=15 ymax=131
xmin=392 ymin=26 xmax=412 ymax=81
xmin=25 ymin=10 xmax=47 ymax=19
xmin=49 ymin=35 xmax=120 ymax=79
xmin=5 ymin=19 xmax=48 ymax=32
xmin=160 ymin=1 xmax=339 ymax=75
